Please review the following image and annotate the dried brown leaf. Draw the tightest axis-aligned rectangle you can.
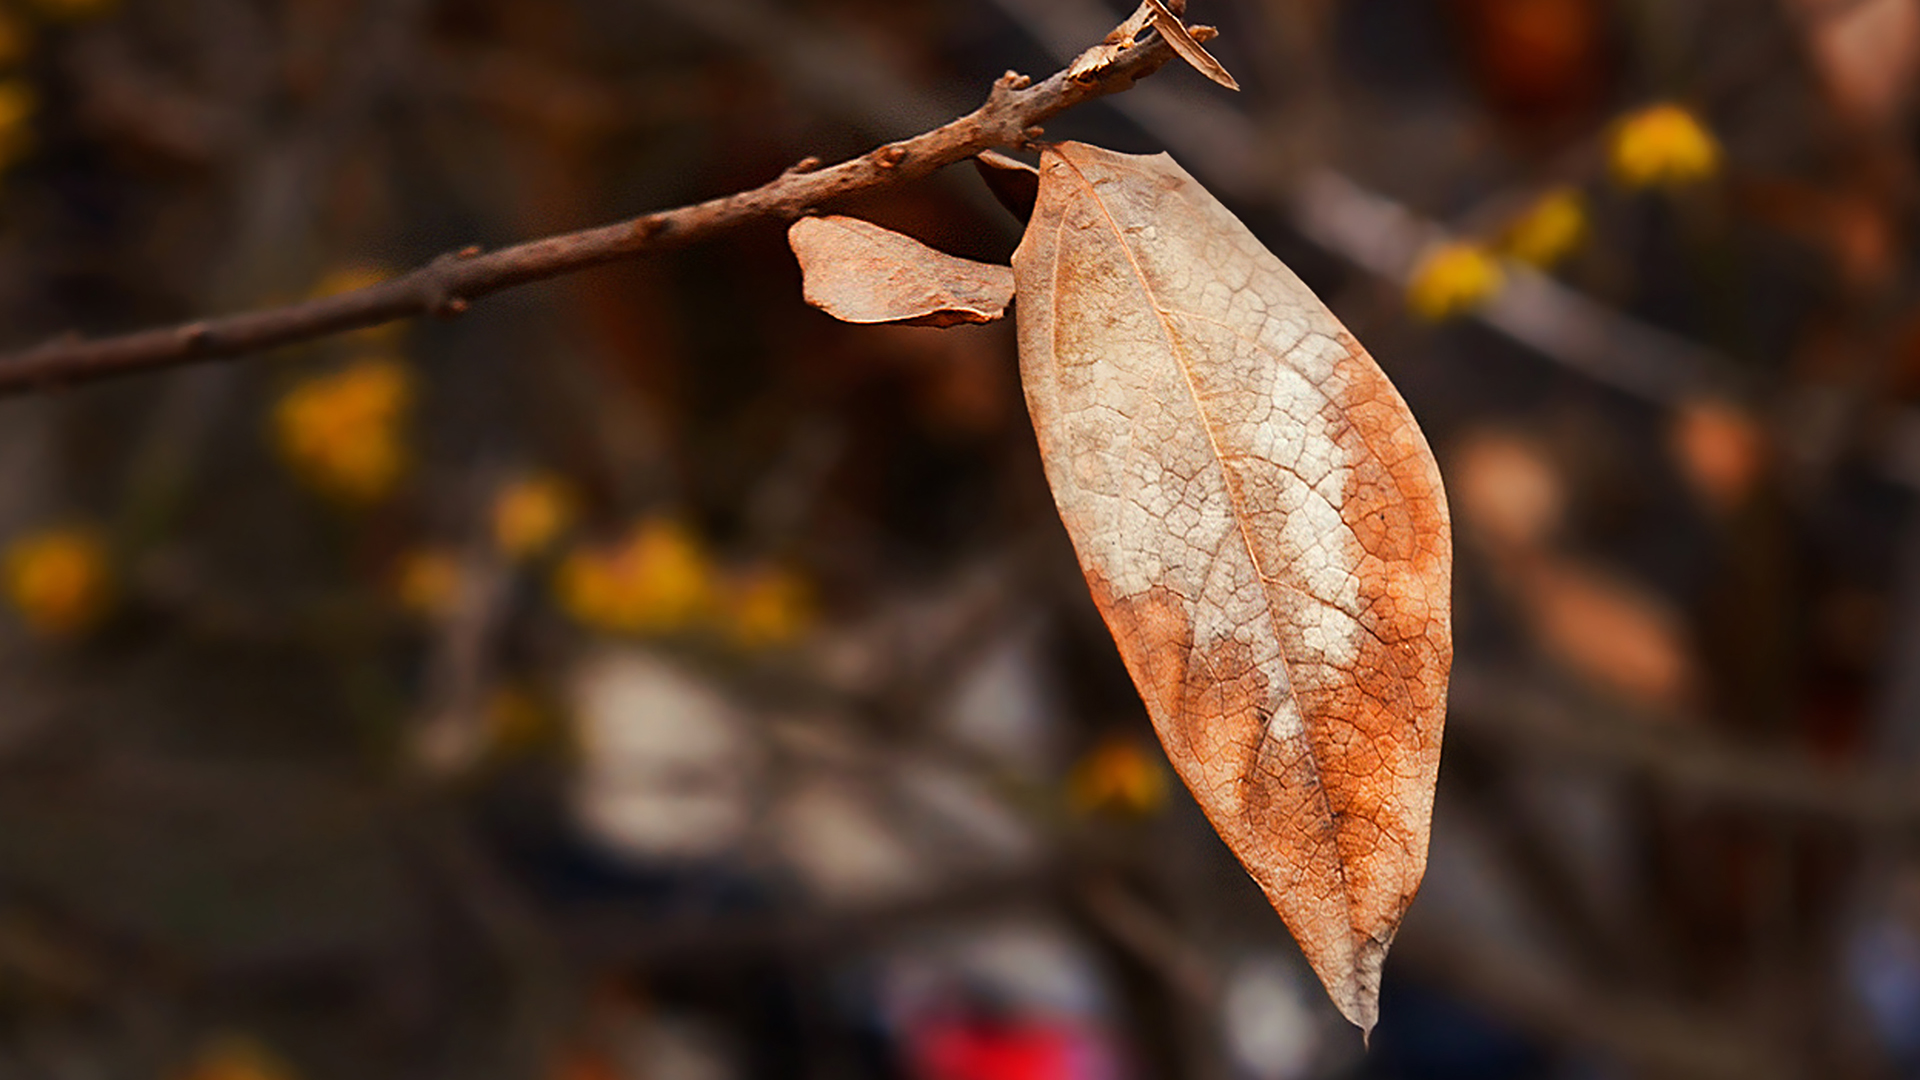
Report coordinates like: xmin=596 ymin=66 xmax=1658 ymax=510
xmin=1013 ymin=143 xmax=1451 ymax=1033
xmin=1068 ymin=1 xmax=1157 ymax=81
xmin=788 ymin=216 xmax=1014 ymax=328
xmin=1066 ymin=42 xmax=1129 ymax=82
xmin=1144 ymin=0 xmax=1241 ymax=90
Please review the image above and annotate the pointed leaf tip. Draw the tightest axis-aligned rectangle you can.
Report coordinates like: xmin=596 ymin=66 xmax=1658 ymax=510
xmin=1145 ymin=0 xmax=1240 ymax=90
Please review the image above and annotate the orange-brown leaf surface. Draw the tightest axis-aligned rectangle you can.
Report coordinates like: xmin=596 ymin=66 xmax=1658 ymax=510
xmin=788 ymin=215 xmax=1014 ymax=328
xmin=1012 ymin=142 xmax=1451 ymax=1033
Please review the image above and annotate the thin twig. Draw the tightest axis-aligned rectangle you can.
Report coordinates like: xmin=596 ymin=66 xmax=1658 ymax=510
xmin=0 ymin=41 xmax=1177 ymax=397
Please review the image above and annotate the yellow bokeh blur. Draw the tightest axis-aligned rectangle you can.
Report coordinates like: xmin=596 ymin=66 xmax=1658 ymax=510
xmin=1067 ymin=737 xmax=1169 ymax=818
xmin=1610 ymin=103 xmax=1720 ymax=190
xmin=394 ymin=548 xmax=462 ymax=618
xmin=174 ymin=1036 xmax=297 ymax=1080
xmin=0 ymin=79 xmax=36 ymax=172
xmin=1408 ymin=242 xmax=1504 ymax=321
xmin=723 ymin=564 xmax=815 ymax=649
xmin=493 ymin=473 xmax=576 ymax=560
xmin=273 ymin=358 xmax=413 ymax=504
xmin=312 ymin=265 xmax=392 ymax=299
xmin=0 ymin=11 xmax=31 ymax=68
xmin=554 ymin=518 xmax=716 ymax=635
xmin=311 ymin=264 xmax=406 ymax=347
xmin=1502 ymin=187 xmax=1588 ymax=268
xmin=3 ymin=526 xmax=111 ymax=639
xmin=484 ymin=683 xmax=552 ymax=754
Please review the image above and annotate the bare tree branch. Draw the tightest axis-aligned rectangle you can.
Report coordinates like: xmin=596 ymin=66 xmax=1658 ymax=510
xmin=0 ymin=40 xmax=1178 ymax=397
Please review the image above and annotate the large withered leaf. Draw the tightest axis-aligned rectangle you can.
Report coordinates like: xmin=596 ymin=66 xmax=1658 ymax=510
xmin=789 ymin=215 xmax=1014 ymax=328
xmin=1012 ymin=142 xmax=1451 ymax=1033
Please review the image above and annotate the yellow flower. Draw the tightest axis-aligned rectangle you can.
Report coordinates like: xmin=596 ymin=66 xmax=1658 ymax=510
xmin=393 ymin=548 xmax=462 ymax=617
xmin=722 ymin=565 xmax=814 ymax=649
xmin=1610 ymin=103 xmax=1720 ymax=189
xmin=273 ymin=358 xmax=413 ymax=504
xmin=492 ymin=473 xmax=575 ymax=559
xmin=26 ymin=0 xmax=118 ymax=22
xmin=0 ymin=80 xmax=35 ymax=172
xmin=1067 ymin=737 xmax=1169 ymax=818
xmin=4 ymin=527 xmax=111 ymax=639
xmin=174 ymin=1036 xmax=297 ymax=1080
xmin=554 ymin=518 xmax=715 ymax=635
xmin=1408 ymin=243 xmax=1504 ymax=320
xmin=1501 ymin=187 xmax=1588 ymax=268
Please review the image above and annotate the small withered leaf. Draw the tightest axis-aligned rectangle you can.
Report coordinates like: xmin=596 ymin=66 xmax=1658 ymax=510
xmin=1067 ymin=41 xmax=1130 ymax=82
xmin=1012 ymin=143 xmax=1450 ymax=1034
xmin=1144 ymin=0 xmax=1239 ymax=90
xmin=788 ymin=215 xmax=1014 ymax=328
xmin=1109 ymin=0 xmax=1158 ymax=44
xmin=974 ymin=150 xmax=1041 ymax=224
xmin=1068 ymin=0 xmax=1156 ymax=81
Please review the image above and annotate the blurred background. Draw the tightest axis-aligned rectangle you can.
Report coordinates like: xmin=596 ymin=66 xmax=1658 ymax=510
xmin=0 ymin=0 xmax=1915 ymax=1077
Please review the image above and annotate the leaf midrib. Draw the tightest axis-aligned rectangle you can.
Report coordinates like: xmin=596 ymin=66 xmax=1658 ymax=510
xmin=1049 ymin=149 xmax=1360 ymax=950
